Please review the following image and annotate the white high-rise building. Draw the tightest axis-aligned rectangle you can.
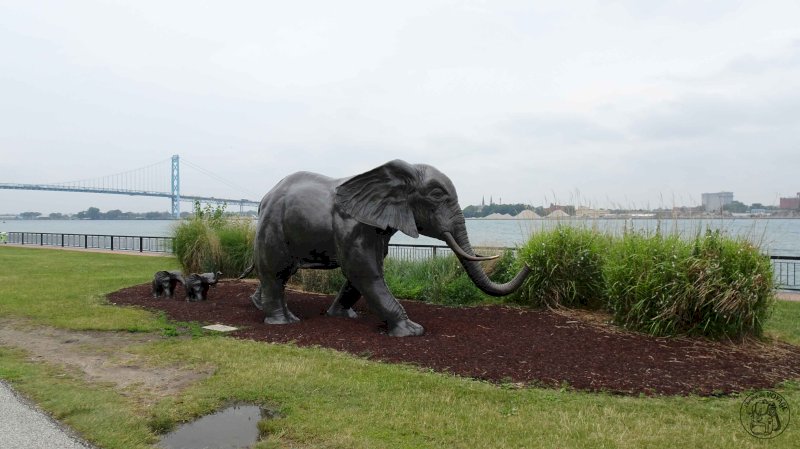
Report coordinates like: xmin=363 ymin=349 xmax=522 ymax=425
xmin=701 ymin=192 xmax=734 ymax=212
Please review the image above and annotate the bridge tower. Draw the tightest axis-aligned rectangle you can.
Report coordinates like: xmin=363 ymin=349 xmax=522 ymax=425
xmin=171 ymin=154 xmax=180 ymax=218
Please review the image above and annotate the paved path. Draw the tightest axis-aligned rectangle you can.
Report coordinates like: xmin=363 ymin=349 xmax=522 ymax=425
xmin=0 ymin=381 xmax=96 ymax=449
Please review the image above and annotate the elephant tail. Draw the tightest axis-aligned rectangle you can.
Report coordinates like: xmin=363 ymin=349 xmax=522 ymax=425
xmin=237 ymin=264 xmax=254 ymax=280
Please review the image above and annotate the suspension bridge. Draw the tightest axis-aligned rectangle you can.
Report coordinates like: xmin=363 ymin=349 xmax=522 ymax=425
xmin=0 ymin=155 xmax=260 ymax=218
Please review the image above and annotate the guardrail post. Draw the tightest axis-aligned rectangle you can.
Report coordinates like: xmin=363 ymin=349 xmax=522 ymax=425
xmin=40 ymin=233 xmax=43 ymax=246
xmin=84 ymin=235 xmax=88 ymax=249
xmin=139 ymin=237 xmax=144 ymax=252
xmin=110 ymin=236 xmax=114 ymax=251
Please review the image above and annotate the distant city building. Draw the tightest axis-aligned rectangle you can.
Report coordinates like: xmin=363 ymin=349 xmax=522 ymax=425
xmin=779 ymin=193 xmax=800 ymax=209
xmin=701 ymin=192 xmax=734 ymax=212
xmin=575 ymin=206 xmax=609 ymax=218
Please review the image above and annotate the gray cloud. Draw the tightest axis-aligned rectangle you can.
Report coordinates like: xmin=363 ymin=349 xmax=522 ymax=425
xmin=498 ymin=114 xmax=624 ymax=144
xmin=725 ymin=40 xmax=800 ymax=75
xmin=630 ymin=94 xmax=800 ymax=141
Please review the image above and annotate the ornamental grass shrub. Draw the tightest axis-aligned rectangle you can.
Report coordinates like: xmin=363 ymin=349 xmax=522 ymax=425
xmin=384 ymin=249 xmax=517 ymax=305
xmin=604 ymin=229 xmax=775 ymax=339
xmin=172 ymin=203 xmax=254 ymax=276
xmin=286 ymin=249 xmax=515 ymax=305
xmin=513 ymin=224 xmax=774 ymax=339
xmin=515 ymin=226 xmax=610 ymax=308
xmin=385 ymin=256 xmax=476 ymax=305
xmin=289 ymin=269 xmax=347 ymax=295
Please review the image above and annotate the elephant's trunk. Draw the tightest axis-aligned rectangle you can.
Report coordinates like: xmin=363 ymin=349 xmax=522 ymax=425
xmin=443 ymin=223 xmax=531 ymax=297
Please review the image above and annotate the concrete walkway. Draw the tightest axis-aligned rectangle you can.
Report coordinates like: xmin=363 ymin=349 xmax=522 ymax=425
xmin=0 ymin=381 xmax=96 ymax=449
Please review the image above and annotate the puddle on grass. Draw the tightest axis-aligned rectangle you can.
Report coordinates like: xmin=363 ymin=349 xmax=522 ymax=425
xmin=159 ymin=405 xmax=272 ymax=449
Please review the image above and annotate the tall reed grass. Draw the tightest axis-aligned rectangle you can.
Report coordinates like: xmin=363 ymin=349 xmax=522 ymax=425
xmin=509 ymin=223 xmax=774 ymax=338
xmin=285 ymin=251 xmax=515 ymax=305
xmin=288 ymin=269 xmax=347 ymax=295
xmin=172 ymin=203 xmax=254 ymax=276
xmin=516 ymin=226 xmax=610 ymax=308
xmin=605 ymin=229 xmax=775 ymax=338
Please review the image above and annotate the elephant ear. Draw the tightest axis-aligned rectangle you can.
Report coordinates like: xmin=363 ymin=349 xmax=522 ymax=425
xmin=335 ymin=160 xmax=420 ymax=238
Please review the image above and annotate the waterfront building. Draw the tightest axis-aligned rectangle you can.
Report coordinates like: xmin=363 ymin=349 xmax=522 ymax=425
xmin=575 ymin=206 xmax=609 ymax=218
xmin=779 ymin=193 xmax=800 ymax=210
xmin=701 ymin=192 xmax=734 ymax=212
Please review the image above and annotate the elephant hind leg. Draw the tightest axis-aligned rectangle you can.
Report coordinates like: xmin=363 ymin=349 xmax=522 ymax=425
xmin=260 ymin=277 xmax=299 ymax=324
xmin=327 ymin=280 xmax=361 ymax=318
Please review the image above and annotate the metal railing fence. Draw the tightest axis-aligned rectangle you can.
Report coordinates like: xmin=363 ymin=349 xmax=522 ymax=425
xmin=5 ymin=232 xmax=172 ymax=253
xmin=771 ymin=256 xmax=800 ymax=291
xmin=3 ymin=231 xmax=799 ymax=290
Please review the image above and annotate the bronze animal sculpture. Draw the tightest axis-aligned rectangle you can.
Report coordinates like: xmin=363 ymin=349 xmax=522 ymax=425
xmin=152 ymin=270 xmax=184 ymax=298
xmin=248 ymin=160 xmax=531 ymax=336
xmin=185 ymin=271 xmax=222 ymax=302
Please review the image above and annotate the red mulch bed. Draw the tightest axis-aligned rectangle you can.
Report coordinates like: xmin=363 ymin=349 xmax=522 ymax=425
xmin=107 ymin=280 xmax=800 ymax=396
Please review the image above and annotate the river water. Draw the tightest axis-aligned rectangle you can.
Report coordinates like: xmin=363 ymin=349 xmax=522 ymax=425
xmin=2 ymin=218 xmax=799 ymax=256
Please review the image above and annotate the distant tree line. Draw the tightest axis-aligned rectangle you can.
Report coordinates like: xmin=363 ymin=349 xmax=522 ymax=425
xmin=17 ymin=207 xmax=174 ymax=220
xmin=722 ymin=201 xmax=778 ymax=213
xmin=76 ymin=207 xmax=175 ymax=220
xmin=16 ymin=205 xmax=258 ymax=220
xmin=463 ymin=203 xmax=533 ymax=218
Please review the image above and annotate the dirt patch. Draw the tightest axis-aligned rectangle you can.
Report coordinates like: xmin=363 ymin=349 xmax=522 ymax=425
xmin=0 ymin=320 xmax=213 ymax=403
xmin=107 ymin=280 xmax=800 ymax=396
xmin=777 ymin=291 xmax=800 ymax=302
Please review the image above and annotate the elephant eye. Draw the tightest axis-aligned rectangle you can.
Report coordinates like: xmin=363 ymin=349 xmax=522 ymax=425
xmin=429 ymin=188 xmax=445 ymax=200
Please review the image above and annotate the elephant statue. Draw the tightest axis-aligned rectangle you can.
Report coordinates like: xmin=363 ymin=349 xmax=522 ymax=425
xmin=185 ymin=271 xmax=222 ymax=301
xmin=250 ymin=159 xmax=531 ymax=336
xmin=152 ymin=270 xmax=184 ymax=298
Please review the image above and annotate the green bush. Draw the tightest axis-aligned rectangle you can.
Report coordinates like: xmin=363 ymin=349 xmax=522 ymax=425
xmin=605 ymin=229 xmax=775 ymax=338
xmin=172 ymin=202 xmax=254 ymax=276
xmin=289 ymin=269 xmax=347 ymax=295
xmin=216 ymin=220 xmax=256 ymax=275
xmin=384 ymin=258 xmax=440 ymax=300
xmin=384 ymin=251 xmax=516 ymax=305
xmin=285 ymin=251 xmax=515 ymax=306
xmin=516 ymin=226 xmax=610 ymax=308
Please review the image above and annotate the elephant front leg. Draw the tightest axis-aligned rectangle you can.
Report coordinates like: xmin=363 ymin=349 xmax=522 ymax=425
xmin=348 ymin=275 xmax=424 ymax=337
xmin=260 ymin=280 xmax=299 ymax=324
xmin=327 ymin=280 xmax=361 ymax=318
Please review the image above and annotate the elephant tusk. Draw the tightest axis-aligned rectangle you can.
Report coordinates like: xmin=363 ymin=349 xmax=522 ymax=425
xmin=442 ymin=232 xmax=500 ymax=262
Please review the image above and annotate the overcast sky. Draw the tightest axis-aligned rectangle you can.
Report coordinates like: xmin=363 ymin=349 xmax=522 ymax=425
xmin=2 ymin=0 xmax=799 ymax=214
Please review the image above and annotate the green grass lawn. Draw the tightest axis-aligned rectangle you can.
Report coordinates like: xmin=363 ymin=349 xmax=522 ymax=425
xmin=1 ymin=246 xmax=798 ymax=449
xmin=767 ymin=299 xmax=800 ymax=345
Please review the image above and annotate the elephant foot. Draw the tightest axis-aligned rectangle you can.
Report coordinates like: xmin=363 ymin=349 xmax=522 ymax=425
xmin=388 ymin=319 xmax=425 ymax=337
xmin=264 ymin=315 xmax=295 ymax=325
xmin=263 ymin=309 xmax=300 ymax=324
xmin=326 ymin=302 xmax=358 ymax=318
